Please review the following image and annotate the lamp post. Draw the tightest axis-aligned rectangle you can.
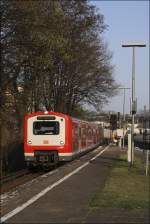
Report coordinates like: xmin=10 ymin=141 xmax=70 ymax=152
xmin=122 ymin=42 xmax=146 ymax=166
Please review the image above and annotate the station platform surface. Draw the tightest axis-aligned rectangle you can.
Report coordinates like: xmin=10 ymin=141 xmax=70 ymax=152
xmin=1 ymin=145 xmax=149 ymax=223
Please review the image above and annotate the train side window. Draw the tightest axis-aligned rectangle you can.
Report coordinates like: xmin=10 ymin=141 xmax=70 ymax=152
xmin=88 ymin=128 xmax=92 ymax=138
xmin=82 ymin=128 xmax=85 ymax=136
xmin=78 ymin=127 xmax=81 ymax=138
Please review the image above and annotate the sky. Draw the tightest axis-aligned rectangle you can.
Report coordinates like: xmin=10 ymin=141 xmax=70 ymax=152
xmin=90 ymin=0 xmax=149 ymax=114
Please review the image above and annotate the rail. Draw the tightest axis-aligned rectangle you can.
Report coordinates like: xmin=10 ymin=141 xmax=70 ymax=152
xmin=0 ymin=169 xmax=29 ymax=184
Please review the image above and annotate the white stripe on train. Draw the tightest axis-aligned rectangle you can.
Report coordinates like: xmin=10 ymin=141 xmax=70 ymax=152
xmin=24 ymin=152 xmax=74 ymax=157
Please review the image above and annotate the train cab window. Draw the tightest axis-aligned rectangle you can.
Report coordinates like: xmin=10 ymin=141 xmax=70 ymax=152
xmin=33 ymin=121 xmax=59 ymax=135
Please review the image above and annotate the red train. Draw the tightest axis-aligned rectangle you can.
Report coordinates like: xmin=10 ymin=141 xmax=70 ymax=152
xmin=24 ymin=111 xmax=104 ymax=170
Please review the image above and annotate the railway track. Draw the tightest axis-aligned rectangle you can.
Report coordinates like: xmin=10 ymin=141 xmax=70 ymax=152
xmin=0 ymin=162 xmax=68 ymax=194
xmin=0 ymin=169 xmax=29 ymax=184
xmin=0 ymin=145 xmax=107 ymax=194
xmin=0 ymin=169 xmax=44 ymax=194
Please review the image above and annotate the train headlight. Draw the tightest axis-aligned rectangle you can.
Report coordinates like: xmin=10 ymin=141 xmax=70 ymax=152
xmin=60 ymin=141 xmax=64 ymax=145
xmin=28 ymin=140 xmax=32 ymax=145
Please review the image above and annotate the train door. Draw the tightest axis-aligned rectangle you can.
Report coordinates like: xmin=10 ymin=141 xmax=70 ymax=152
xmin=72 ymin=123 xmax=79 ymax=154
xmin=93 ymin=128 xmax=97 ymax=144
xmin=81 ymin=126 xmax=87 ymax=150
xmin=78 ymin=126 xmax=82 ymax=152
xmin=87 ymin=126 xmax=93 ymax=147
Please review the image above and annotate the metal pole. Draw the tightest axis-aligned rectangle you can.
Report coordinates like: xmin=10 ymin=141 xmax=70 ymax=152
xmin=143 ymin=105 xmax=149 ymax=176
xmin=131 ymin=47 xmax=135 ymax=166
xmin=123 ymin=88 xmax=125 ymax=148
xmin=122 ymin=42 xmax=146 ymax=166
xmin=146 ymin=150 xmax=149 ymax=176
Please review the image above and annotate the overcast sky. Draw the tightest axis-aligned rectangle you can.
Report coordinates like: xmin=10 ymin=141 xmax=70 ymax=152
xmin=90 ymin=0 xmax=149 ymax=114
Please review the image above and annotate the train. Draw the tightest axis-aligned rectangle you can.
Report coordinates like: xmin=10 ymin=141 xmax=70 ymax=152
xmin=24 ymin=111 xmax=104 ymax=170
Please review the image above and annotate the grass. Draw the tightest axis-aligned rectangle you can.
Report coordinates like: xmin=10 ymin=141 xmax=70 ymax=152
xmin=90 ymin=154 xmax=149 ymax=210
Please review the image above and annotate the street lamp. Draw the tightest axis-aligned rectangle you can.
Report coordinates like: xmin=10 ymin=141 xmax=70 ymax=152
xmin=122 ymin=42 xmax=146 ymax=166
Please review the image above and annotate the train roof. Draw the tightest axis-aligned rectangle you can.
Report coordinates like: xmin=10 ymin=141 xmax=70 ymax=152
xmin=25 ymin=111 xmax=68 ymax=118
xmin=25 ymin=111 xmax=99 ymax=126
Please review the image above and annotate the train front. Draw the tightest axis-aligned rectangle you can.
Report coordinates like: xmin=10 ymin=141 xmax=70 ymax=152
xmin=24 ymin=112 xmax=71 ymax=169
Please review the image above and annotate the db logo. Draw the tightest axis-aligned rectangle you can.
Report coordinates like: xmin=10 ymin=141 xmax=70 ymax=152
xmin=43 ymin=140 xmax=49 ymax=144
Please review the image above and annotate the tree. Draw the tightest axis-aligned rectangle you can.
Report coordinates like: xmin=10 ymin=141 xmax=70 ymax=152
xmin=1 ymin=0 xmax=118 ymax=173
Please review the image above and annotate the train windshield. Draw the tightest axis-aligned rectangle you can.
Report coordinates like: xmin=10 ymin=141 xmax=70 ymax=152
xmin=33 ymin=121 xmax=59 ymax=135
